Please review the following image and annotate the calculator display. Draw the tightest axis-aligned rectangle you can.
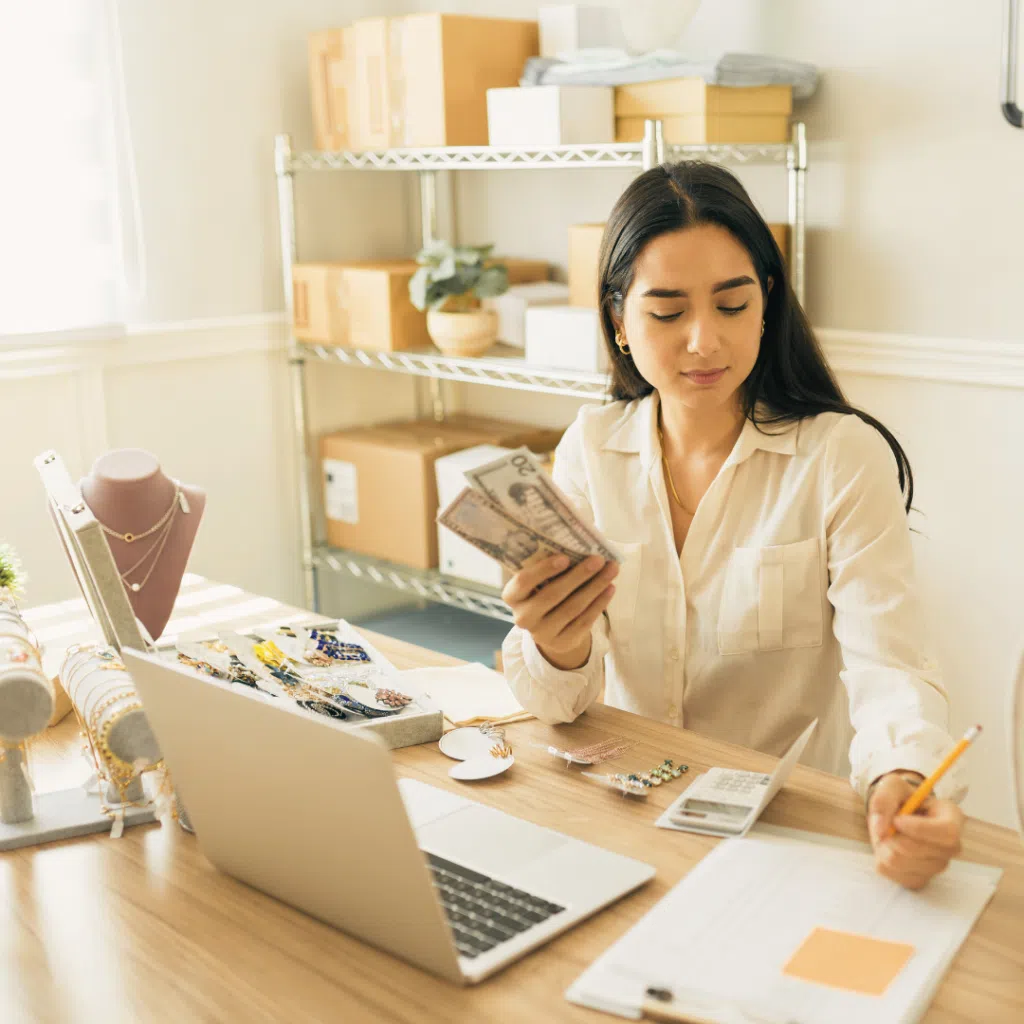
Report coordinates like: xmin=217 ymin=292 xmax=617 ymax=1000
xmin=678 ymin=799 xmax=750 ymax=820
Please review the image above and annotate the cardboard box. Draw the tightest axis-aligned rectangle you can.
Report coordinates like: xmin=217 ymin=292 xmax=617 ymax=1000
xmin=487 ymin=86 xmax=615 ymax=146
xmin=539 ymin=4 xmax=624 ymax=58
xmin=292 ymin=261 xmax=430 ymax=351
xmin=484 ymin=281 xmax=571 ymax=347
xmin=614 ymin=80 xmax=793 ymax=119
xmin=525 ymin=305 xmax=609 ymax=373
xmin=436 ymin=445 xmax=514 ymax=589
xmin=503 ymin=258 xmax=551 ymax=285
xmin=322 ymin=417 xmax=563 ymax=569
xmin=615 ymin=114 xmax=790 ymax=145
xmin=309 ymin=29 xmax=352 ymax=151
xmin=568 ymin=223 xmax=605 ymax=308
xmin=346 ymin=14 xmax=539 ymax=150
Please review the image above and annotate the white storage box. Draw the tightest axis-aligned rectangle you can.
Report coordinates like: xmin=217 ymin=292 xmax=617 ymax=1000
xmin=539 ymin=5 xmax=624 ymax=58
xmin=436 ymin=445 xmax=513 ymax=589
xmin=487 ymin=86 xmax=615 ymax=146
xmin=525 ymin=305 xmax=610 ymax=373
xmin=484 ymin=281 xmax=571 ymax=347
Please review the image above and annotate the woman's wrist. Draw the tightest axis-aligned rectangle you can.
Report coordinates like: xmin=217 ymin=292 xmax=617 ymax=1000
xmin=865 ymin=769 xmax=925 ymax=811
xmin=535 ymin=636 xmax=593 ymax=671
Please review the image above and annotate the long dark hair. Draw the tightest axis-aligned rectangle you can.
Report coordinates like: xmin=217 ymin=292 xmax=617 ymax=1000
xmin=598 ymin=161 xmax=914 ymax=513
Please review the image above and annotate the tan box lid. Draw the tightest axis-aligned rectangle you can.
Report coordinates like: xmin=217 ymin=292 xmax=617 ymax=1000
xmin=322 ymin=423 xmax=468 ymax=457
xmin=615 ymin=79 xmax=792 ymax=117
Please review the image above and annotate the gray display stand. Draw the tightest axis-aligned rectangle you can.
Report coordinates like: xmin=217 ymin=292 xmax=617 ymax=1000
xmin=0 ymin=788 xmax=156 ymax=852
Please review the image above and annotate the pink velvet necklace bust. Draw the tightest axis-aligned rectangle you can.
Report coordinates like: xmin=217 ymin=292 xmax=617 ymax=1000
xmin=80 ymin=450 xmax=205 ymax=641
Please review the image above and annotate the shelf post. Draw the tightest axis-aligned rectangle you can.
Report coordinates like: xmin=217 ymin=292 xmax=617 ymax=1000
xmin=276 ymin=133 xmax=319 ymax=611
xmin=641 ymin=119 xmax=666 ymax=171
xmin=787 ymin=122 xmax=808 ymax=307
xmin=418 ymin=169 xmax=446 ymax=422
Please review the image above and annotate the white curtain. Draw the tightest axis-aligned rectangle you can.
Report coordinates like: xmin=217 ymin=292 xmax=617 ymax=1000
xmin=0 ymin=1 xmax=133 ymax=338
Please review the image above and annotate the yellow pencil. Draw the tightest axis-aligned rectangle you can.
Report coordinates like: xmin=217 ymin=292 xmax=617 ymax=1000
xmin=887 ymin=724 xmax=982 ymax=836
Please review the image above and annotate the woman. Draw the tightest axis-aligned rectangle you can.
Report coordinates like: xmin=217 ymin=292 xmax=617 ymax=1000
xmin=502 ymin=162 xmax=964 ymax=890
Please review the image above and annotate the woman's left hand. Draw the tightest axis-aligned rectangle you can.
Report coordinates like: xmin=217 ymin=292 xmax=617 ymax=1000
xmin=867 ymin=772 xmax=965 ymax=890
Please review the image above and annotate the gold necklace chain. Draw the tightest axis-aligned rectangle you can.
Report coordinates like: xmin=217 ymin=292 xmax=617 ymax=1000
xmin=118 ymin=510 xmax=178 ymax=593
xmin=98 ymin=485 xmax=186 ymax=544
xmin=657 ymin=425 xmax=695 ymax=517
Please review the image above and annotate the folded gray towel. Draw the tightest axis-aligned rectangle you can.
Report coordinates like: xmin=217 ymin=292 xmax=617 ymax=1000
xmin=520 ymin=50 xmax=819 ymax=101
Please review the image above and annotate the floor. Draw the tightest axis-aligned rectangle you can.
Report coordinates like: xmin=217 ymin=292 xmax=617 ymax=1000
xmin=353 ymin=603 xmax=511 ymax=669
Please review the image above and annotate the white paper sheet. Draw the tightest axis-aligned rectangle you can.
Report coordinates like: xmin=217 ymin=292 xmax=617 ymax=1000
xmin=567 ymin=836 xmax=1001 ymax=1024
xmin=397 ymin=663 xmax=525 ymax=727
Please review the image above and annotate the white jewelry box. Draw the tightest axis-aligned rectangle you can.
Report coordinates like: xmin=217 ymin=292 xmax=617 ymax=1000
xmin=484 ymin=281 xmax=571 ymax=348
xmin=486 ymin=85 xmax=615 ymax=146
xmin=525 ymin=305 xmax=610 ymax=373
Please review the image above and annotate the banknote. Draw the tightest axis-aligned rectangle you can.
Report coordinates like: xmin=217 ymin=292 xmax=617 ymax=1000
xmin=437 ymin=487 xmax=585 ymax=573
xmin=464 ymin=447 xmax=619 ymax=562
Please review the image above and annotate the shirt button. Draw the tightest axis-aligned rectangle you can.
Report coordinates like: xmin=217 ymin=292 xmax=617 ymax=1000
xmin=669 ymin=648 xmax=680 ymax=661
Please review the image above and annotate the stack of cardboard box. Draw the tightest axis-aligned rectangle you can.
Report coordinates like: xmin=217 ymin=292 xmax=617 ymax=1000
xmin=310 ymin=14 xmax=539 ymax=152
xmin=614 ymin=80 xmax=793 ymax=145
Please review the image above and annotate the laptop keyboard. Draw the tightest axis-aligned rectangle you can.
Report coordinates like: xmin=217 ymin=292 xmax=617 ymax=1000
xmin=426 ymin=853 xmax=566 ymax=959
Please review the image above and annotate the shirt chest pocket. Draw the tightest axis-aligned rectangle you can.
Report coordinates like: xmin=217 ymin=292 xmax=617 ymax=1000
xmin=717 ymin=538 xmax=823 ymax=655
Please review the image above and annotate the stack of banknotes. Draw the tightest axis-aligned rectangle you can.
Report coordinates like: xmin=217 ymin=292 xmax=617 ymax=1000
xmin=437 ymin=448 xmax=619 ymax=574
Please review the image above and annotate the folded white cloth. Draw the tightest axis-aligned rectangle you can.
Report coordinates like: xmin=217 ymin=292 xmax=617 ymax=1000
xmin=521 ymin=49 xmax=819 ymax=101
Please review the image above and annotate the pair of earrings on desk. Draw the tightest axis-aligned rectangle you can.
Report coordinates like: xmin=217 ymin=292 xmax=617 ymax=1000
xmin=583 ymin=760 xmax=689 ymax=798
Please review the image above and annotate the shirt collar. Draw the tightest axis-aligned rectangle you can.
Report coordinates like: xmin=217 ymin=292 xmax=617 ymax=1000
xmin=600 ymin=392 xmax=799 ymax=468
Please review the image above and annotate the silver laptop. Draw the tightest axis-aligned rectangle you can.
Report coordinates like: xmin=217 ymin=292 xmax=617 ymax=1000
xmin=122 ymin=648 xmax=654 ymax=984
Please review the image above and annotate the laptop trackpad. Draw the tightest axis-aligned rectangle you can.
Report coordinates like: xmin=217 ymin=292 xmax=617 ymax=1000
xmin=416 ymin=804 xmax=566 ymax=876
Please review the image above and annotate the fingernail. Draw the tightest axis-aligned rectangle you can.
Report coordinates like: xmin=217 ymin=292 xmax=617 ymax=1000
xmin=585 ymin=555 xmax=604 ymax=570
xmin=553 ymin=556 xmax=569 ymax=570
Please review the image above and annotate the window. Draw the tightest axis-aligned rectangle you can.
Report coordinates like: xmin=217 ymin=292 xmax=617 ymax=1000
xmin=0 ymin=1 xmax=130 ymax=338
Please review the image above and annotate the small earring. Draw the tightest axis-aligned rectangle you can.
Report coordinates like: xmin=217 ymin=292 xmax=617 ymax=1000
xmin=615 ymin=331 xmax=631 ymax=355
xmin=760 ymin=319 xmax=766 ymax=337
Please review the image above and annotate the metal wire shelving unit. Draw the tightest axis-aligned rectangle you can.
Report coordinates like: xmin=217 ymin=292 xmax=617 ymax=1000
xmin=276 ymin=120 xmax=808 ymax=617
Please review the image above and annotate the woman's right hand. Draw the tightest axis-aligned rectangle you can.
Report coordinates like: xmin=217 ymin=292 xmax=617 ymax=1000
xmin=502 ymin=554 xmax=619 ymax=671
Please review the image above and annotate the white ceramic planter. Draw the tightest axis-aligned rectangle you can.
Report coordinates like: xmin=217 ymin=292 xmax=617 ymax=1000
xmin=426 ymin=308 xmax=499 ymax=358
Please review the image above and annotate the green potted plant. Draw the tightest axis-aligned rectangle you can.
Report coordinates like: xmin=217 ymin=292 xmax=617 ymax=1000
xmin=408 ymin=242 xmax=509 ymax=357
xmin=0 ymin=543 xmax=26 ymax=602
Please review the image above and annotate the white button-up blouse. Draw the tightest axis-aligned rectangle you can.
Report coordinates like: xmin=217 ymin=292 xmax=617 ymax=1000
xmin=502 ymin=393 xmax=963 ymax=800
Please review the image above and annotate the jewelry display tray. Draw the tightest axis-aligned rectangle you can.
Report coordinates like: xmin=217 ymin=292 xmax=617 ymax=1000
xmin=155 ymin=622 xmax=444 ymax=752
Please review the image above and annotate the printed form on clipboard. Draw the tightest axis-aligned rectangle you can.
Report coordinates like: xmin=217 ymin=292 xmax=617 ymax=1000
xmin=655 ymin=719 xmax=818 ymax=838
xmin=566 ymin=831 xmax=1002 ymax=1024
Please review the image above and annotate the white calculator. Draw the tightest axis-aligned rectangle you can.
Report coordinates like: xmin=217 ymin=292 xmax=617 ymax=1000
xmin=656 ymin=719 xmax=818 ymax=838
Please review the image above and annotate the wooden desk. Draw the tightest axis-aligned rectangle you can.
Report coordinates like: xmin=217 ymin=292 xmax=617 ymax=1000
xmin=5 ymin=630 xmax=1024 ymax=1024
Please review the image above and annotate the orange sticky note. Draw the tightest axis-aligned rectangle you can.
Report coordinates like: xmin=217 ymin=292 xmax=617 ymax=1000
xmin=782 ymin=927 xmax=915 ymax=996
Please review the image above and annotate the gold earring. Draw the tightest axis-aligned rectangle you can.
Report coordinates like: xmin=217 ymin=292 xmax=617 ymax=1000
xmin=616 ymin=331 xmax=631 ymax=355
xmin=760 ymin=320 xmax=766 ymax=337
